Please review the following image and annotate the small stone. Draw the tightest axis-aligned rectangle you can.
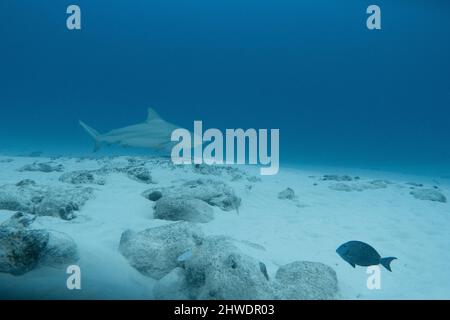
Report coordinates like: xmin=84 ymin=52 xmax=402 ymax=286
xmin=1 ymin=212 xmax=36 ymax=229
xmin=147 ymin=191 xmax=163 ymax=201
xmin=142 ymin=178 xmax=241 ymax=212
xmin=0 ymin=182 xmax=93 ymax=220
xmin=0 ymin=227 xmax=49 ymax=275
xmin=322 ymin=175 xmax=353 ymax=182
xmin=329 ymin=183 xmax=353 ymax=192
xmin=278 ymin=188 xmax=295 ymax=200
xmin=183 ymin=236 xmax=275 ymax=299
xmin=154 ymin=196 xmax=214 ymax=223
xmin=127 ymin=166 xmax=153 ymax=184
xmin=406 ymin=182 xmax=423 ymax=187
xmin=18 ymin=162 xmax=64 ymax=173
xmin=410 ymin=189 xmax=446 ymax=203
xmin=119 ymin=222 xmax=204 ymax=280
xmin=275 ymin=261 xmax=338 ymax=300
xmin=59 ymin=170 xmax=105 ymax=185
xmin=16 ymin=179 xmax=36 ymax=187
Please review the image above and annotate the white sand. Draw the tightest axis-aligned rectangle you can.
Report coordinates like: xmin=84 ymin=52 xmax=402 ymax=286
xmin=0 ymin=156 xmax=449 ymax=299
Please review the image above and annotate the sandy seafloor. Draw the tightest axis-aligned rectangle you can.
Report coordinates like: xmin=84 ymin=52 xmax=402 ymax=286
xmin=0 ymin=155 xmax=449 ymax=300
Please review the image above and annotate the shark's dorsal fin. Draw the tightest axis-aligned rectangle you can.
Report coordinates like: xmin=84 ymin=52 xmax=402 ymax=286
xmin=146 ymin=108 xmax=162 ymax=122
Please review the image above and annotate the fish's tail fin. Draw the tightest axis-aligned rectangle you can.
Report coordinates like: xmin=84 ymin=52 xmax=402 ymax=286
xmin=79 ymin=120 xmax=102 ymax=152
xmin=380 ymin=257 xmax=397 ymax=272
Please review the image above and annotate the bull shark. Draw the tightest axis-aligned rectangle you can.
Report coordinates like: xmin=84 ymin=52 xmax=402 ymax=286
xmin=79 ymin=108 xmax=184 ymax=152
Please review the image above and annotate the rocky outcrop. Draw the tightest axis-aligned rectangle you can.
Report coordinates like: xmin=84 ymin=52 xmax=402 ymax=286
xmin=152 ymin=235 xmax=274 ymax=300
xmin=18 ymin=162 xmax=64 ymax=173
xmin=0 ymin=212 xmax=79 ymax=275
xmin=329 ymin=180 xmax=390 ymax=192
xmin=274 ymin=261 xmax=339 ymax=299
xmin=147 ymin=191 xmax=163 ymax=201
xmin=278 ymin=188 xmax=296 ymax=200
xmin=0 ymin=180 xmax=93 ymax=220
xmin=322 ymin=175 xmax=354 ymax=182
xmin=123 ymin=223 xmax=339 ymax=300
xmin=180 ymin=236 xmax=274 ymax=300
xmin=59 ymin=170 xmax=106 ymax=185
xmin=410 ymin=189 xmax=447 ymax=203
xmin=143 ymin=178 xmax=241 ymax=212
xmin=154 ymin=196 xmax=214 ymax=223
xmin=126 ymin=166 xmax=153 ymax=184
xmin=119 ymin=222 xmax=204 ymax=280
xmin=192 ymin=164 xmax=260 ymax=182
xmin=0 ymin=226 xmax=48 ymax=275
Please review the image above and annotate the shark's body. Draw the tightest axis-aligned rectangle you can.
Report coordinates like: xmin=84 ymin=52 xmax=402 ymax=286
xmin=80 ymin=108 xmax=181 ymax=152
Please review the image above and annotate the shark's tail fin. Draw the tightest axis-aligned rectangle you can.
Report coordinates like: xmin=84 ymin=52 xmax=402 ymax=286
xmin=380 ymin=257 xmax=397 ymax=272
xmin=79 ymin=120 xmax=102 ymax=152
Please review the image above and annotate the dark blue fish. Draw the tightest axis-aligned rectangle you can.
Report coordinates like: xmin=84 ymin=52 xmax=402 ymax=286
xmin=336 ymin=241 xmax=397 ymax=272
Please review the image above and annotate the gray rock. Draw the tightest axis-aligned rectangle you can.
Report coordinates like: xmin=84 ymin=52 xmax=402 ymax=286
xmin=406 ymin=182 xmax=423 ymax=187
xmin=59 ymin=170 xmax=105 ymax=185
xmin=119 ymin=222 xmax=204 ymax=280
xmin=138 ymin=228 xmax=340 ymax=300
xmin=147 ymin=191 xmax=163 ymax=201
xmin=329 ymin=183 xmax=353 ymax=192
xmin=1 ymin=212 xmax=36 ymax=229
xmin=0 ymin=215 xmax=79 ymax=275
xmin=0 ymin=182 xmax=93 ymax=220
xmin=366 ymin=180 xmax=390 ymax=189
xmin=39 ymin=231 xmax=79 ymax=267
xmin=274 ymin=261 xmax=338 ymax=300
xmin=322 ymin=175 xmax=353 ymax=182
xmin=0 ymin=184 xmax=39 ymax=212
xmin=154 ymin=196 xmax=214 ymax=223
xmin=76 ymin=160 xmax=153 ymax=185
xmin=247 ymin=176 xmax=261 ymax=183
xmin=34 ymin=187 xmax=92 ymax=220
xmin=193 ymin=164 xmax=228 ymax=176
xmin=126 ymin=166 xmax=153 ymax=184
xmin=143 ymin=178 xmax=241 ymax=212
xmin=0 ymin=227 xmax=49 ymax=275
xmin=16 ymin=179 xmax=36 ymax=187
xmin=18 ymin=162 xmax=64 ymax=173
xmin=278 ymin=188 xmax=296 ymax=200
xmin=193 ymin=164 xmax=253 ymax=182
xmin=152 ymin=237 xmax=275 ymax=299
xmin=410 ymin=189 xmax=447 ymax=203
xmin=329 ymin=180 xmax=389 ymax=192
xmin=183 ymin=236 xmax=274 ymax=299
xmin=182 ymin=179 xmax=241 ymax=211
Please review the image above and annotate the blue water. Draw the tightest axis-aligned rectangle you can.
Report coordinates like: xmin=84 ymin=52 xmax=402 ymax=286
xmin=1 ymin=0 xmax=449 ymax=172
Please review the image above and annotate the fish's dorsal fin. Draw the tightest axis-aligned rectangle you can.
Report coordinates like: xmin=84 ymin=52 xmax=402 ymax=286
xmin=146 ymin=108 xmax=162 ymax=122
